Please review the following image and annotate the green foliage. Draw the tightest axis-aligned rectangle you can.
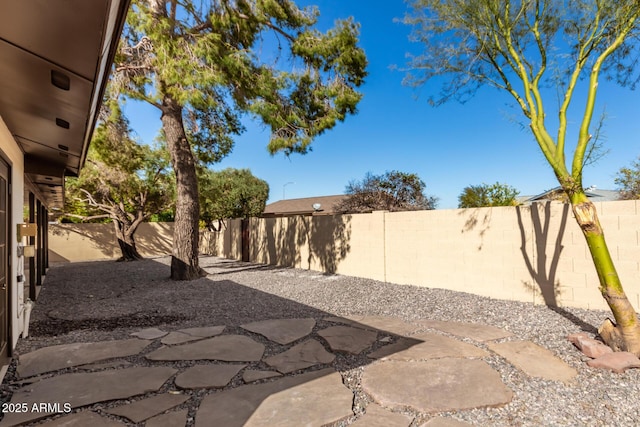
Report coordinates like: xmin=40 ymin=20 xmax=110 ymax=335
xmin=615 ymin=156 xmax=640 ymax=200
xmin=63 ymin=104 xmax=175 ymax=224
xmin=458 ymin=182 xmax=520 ymax=208
xmin=199 ymin=168 xmax=269 ymax=226
xmin=114 ymin=0 xmax=368 ymax=161
xmin=338 ymin=171 xmax=438 ymax=213
xmin=404 ymin=0 xmax=640 ymax=192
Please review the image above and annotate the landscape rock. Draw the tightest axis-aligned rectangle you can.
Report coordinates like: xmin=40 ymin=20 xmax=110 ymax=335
xmin=264 ymin=339 xmax=335 ymax=373
xmin=568 ymin=333 xmax=613 ymax=359
xmin=587 ymin=352 xmax=640 ymax=373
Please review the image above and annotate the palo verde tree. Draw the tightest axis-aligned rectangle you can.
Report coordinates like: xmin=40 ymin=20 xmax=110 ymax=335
xmin=404 ymin=0 xmax=640 ymax=352
xmin=64 ymin=103 xmax=174 ymax=261
xmin=615 ymin=156 xmax=640 ymax=200
xmin=458 ymin=182 xmax=520 ymax=208
xmin=112 ymin=0 xmax=367 ymax=279
xmin=337 ymin=170 xmax=438 ymax=213
xmin=199 ymin=168 xmax=269 ymax=229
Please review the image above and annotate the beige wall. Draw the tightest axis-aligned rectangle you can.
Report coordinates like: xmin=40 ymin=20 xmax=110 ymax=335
xmin=0 ymin=115 xmax=27 ymax=348
xmin=201 ymin=201 xmax=640 ymax=312
xmin=49 ymin=222 xmax=174 ymax=262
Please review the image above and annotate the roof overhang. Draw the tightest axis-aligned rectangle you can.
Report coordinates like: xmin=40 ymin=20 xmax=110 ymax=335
xmin=0 ymin=0 xmax=131 ymax=209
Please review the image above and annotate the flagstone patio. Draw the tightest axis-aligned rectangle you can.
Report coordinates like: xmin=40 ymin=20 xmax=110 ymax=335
xmin=0 ymin=315 xmax=577 ymax=426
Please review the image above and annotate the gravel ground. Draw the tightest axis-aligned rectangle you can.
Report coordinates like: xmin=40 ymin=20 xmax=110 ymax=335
xmin=2 ymin=255 xmax=639 ymax=426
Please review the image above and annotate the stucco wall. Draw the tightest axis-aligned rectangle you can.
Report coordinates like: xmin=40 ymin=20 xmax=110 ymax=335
xmin=0 ymin=115 xmax=27 ymax=348
xmin=201 ymin=201 xmax=640 ymax=312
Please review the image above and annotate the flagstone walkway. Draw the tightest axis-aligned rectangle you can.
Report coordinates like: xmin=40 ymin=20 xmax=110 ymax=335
xmin=0 ymin=315 xmax=577 ymax=426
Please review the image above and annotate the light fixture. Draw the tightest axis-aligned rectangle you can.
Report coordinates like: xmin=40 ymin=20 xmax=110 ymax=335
xmin=51 ymin=70 xmax=70 ymax=90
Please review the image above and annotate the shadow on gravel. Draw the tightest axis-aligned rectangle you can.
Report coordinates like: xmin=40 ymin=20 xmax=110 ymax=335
xmin=6 ymin=256 xmax=425 ymax=426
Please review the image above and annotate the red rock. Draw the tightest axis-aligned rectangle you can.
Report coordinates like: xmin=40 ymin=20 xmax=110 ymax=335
xmin=586 ymin=352 xmax=640 ymax=373
xmin=567 ymin=333 xmax=613 ymax=358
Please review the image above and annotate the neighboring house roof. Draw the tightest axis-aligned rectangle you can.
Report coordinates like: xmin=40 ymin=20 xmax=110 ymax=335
xmin=519 ymin=186 xmax=621 ymax=204
xmin=262 ymin=195 xmax=348 ymax=217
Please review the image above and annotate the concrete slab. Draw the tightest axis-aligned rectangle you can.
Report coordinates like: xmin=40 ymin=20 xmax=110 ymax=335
xmin=264 ymin=339 xmax=335 ymax=374
xmin=106 ymin=393 xmax=189 ymax=423
xmin=421 ymin=320 xmax=514 ymax=342
xmin=36 ymin=411 xmax=125 ymax=426
xmin=146 ymin=409 xmax=189 ymax=427
xmin=175 ymin=364 xmax=245 ymax=389
xmin=196 ymin=368 xmax=353 ymax=427
xmin=131 ymin=328 xmax=168 ymax=340
xmin=487 ymin=340 xmax=577 ymax=382
xmin=362 ymin=359 xmax=513 ymax=412
xmin=368 ymin=332 xmax=488 ymax=360
xmin=17 ymin=339 xmax=151 ymax=378
xmin=240 ymin=318 xmax=315 ymax=344
xmin=351 ymin=404 xmax=413 ymax=426
xmin=146 ymin=335 xmax=264 ymax=362
xmin=1 ymin=367 xmax=177 ymax=426
xmin=318 ymin=325 xmax=378 ymax=354
xmin=243 ymin=369 xmax=282 ymax=383
xmin=325 ymin=315 xmax=420 ymax=336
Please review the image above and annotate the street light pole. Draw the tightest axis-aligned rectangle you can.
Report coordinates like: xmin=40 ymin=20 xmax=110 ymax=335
xmin=283 ymin=182 xmax=294 ymax=200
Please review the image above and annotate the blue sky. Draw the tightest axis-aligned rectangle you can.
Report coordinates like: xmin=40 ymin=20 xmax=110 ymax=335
xmin=122 ymin=1 xmax=640 ymax=209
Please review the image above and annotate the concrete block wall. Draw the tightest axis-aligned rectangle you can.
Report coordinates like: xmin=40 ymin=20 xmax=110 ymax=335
xmin=203 ymin=201 xmax=640 ymax=312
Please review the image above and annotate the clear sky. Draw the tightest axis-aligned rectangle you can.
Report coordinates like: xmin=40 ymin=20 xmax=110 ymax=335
xmin=122 ymin=1 xmax=640 ymax=209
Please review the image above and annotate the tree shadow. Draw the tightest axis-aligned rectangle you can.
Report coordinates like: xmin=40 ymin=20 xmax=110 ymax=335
xmin=253 ymin=214 xmax=352 ymax=274
xmin=515 ymin=203 xmax=597 ymax=333
xmin=459 ymin=207 xmax=492 ymax=251
xmin=7 ymin=257 xmax=426 ymax=426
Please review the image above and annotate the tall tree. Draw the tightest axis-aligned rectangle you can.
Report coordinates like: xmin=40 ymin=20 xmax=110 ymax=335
xmin=337 ymin=170 xmax=438 ymax=213
xmin=199 ymin=168 xmax=269 ymax=228
xmin=615 ymin=156 xmax=640 ymax=200
xmin=64 ymin=104 xmax=174 ymax=261
xmin=113 ymin=0 xmax=367 ymax=279
xmin=458 ymin=182 xmax=520 ymax=208
xmin=404 ymin=1 xmax=640 ymax=352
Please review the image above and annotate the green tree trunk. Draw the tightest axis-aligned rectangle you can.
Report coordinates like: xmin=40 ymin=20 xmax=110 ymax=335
xmin=569 ymin=191 xmax=640 ymax=354
xmin=160 ymin=95 xmax=205 ymax=280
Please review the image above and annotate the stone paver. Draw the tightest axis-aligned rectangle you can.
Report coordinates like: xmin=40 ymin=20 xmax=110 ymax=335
xmin=1 ymin=367 xmax=177 ymax=425
xmin=105 ymin=393 xmax=189 ymax=423
xmin=240 ymin=318 xmax=315 ymax=344
xmin=146 ymin=409 xmax=189 ymax=427
xmin=487 ymin=340 xmax=577 ymax=382
xmin=17 ymin=339 xmax=151 ymax=378
xmin=195 ymin=368 xmax=353 ymax=427
xmin=325 ymin=315 xmax=421 ymax=336
xmin=175 ymin=364 xmax=246 ymax=389
xmin=161 ymin=326 xmax=226 ymax=345
xmin=369 ymin=332 xmax=488 ymax=360
xmin=38 ymin=411 xmax=125 ymax=426
xmin=243 ymin=369 xmax=282 ymax=383
xmin=318 ymin=325 xmax=378 ymax=354
xmin=351 ymin=404 xmax=413 ymax=426
xmin=131 ymin=327 xmax=168 ymax=340
xmin=146 ymin=335 xmax=264 ymax=361
xmin=421 ymin=320 xmax=514 ymax=342
xmin=264 ymin=339 xmax=335 ymax=373
xmin=2 ymin=317 xmax=579 ymax=426
xmin=362 ymin=359 xmax=513 ymax=412
xmin=420 ymin=417 xmax=475 ymax=427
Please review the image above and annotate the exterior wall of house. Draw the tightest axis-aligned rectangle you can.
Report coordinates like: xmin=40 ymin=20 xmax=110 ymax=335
xmin=49 ymin=222 xmax=174 ymax=262
xmin=200 ymin=201 xmax=640 ymax=312
xmin=0 ymin=115 xmax=27 ymax=348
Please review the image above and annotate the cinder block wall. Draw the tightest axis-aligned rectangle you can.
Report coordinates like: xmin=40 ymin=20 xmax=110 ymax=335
xmin=200 ymin=200 xmax=640 ymax=312
xmin=49 ymin=222 xmax=174 ymax=262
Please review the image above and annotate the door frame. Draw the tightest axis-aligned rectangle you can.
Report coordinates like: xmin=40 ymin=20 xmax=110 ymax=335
xmin=0 ymin=151 xmax=12 ymax=362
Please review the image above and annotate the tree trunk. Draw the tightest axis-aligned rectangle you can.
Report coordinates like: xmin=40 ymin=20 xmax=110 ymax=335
xmin=570 ymin=191 xmax=640 ymax=355
xmin=161 ymin=95 xmax=206 ymax=280
xmin=113 ymin=220 xmax=143 ymax=261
